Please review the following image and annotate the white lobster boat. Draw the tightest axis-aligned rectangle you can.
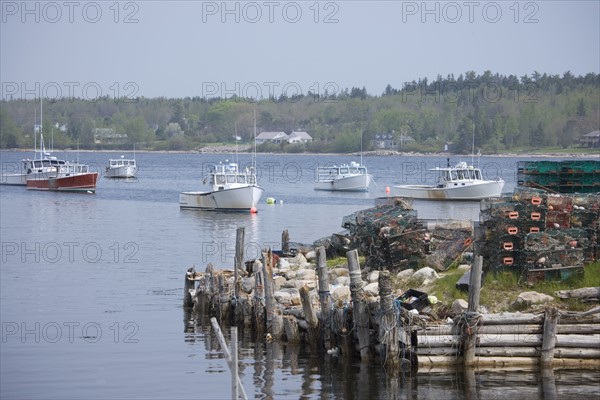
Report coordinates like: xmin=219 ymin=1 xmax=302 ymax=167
xmin=179 ymin=161 xmax=263 ymax=212
xmin=393 ymin=161 xmax=504 ymax=200
xmin=105 ymin=156 xmax=138 ymax=178
xmin=314 ymin=161 xmax=372 ymax=192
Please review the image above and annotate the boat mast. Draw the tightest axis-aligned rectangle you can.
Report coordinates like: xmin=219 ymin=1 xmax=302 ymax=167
xmin=471 ymin=123 xmax=475 ymax=166
xmin=360 ymin=124 xmax=363 ymax=166
xmin=253 ymin=108 xmax=257 ymax=176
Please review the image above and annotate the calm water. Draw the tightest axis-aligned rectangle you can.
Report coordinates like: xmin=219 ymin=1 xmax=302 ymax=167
xmin=1 ymin=151 xmax=598 ymax=399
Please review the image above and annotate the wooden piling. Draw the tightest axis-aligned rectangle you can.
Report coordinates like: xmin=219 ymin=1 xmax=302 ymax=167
xmin=541 ymin=307 xmax=559 ymax=365
xmin=347 ymin=249 xmax=370 ymax=362
xmin=234 ymin=227 xmax=245 ymax=298
xmin=183 ymin=266 xmax=196 ymax=309
xmin=378 ymin=270 xmax=400 ymax=368
xmin=300 ymin=285 xmax=319 ymax=346
xmin=253 ymin=260 xmax=265 ymax=336
xmin=210 ymin=317 xmax=248 ymax=400
xmin=316 ymin=246 xmax=332 ymax=351
xmin=282 ymin=229 xmax=290 ymax=256
xmin=233 ymin=227 xmax=245 ymax=324
xmin=263 ymin=249 xmax=283 ymax=339
xmin=463 ymin=255 xmax=483 ymax=366
xmin=231 ymin=326 xmax=239 ymax=400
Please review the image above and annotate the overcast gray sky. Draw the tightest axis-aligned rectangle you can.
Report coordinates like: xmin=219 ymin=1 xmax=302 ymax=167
xmin=1 ymin=1 xmax=599 ymax=100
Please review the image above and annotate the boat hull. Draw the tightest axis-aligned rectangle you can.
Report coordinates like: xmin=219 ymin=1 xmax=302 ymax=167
xmin=0 ymin=173 xmax=27 ymax=185
xmin=179 ymin=185 xmax=263 ymax=211
xmin=26 ymin=173 xmax=99 ymax=193
xmin=314 ymin=174 xmax=372 ymax=192
xmin=105 ymin=166 xmax=138 ymax=178
xmin=394 ymin=180 xmax=504 ymax=200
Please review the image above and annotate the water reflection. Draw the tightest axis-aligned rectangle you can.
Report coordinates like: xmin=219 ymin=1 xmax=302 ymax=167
xmin=186 ymin=311 xmax=600 ymax=399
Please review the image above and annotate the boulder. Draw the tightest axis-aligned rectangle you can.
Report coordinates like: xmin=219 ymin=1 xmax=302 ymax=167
xmin=333 ymin=276 xmax=351 ymax=287
xmin=288 ymin=253 xmax=307 ymax=266
xmin=512 ymin=291 xmax=554 ymax=309
xmin=272 ymin=275 xmax=286 ymax=291
xmin=364 ymin=282 xmax=379 ymax=296
xmin=332 ymin=286 xmax=351 ymax=303
xmin=451 ymin=299 xmax=469 ymax=314
xmin=277 ymin=258 xmax=290 ymax=271
xmin=241 ymin=276 xmax=255 ymax=294
xmin=305 ymin=250 xmax=317 ymax=261
xmin=412 ymin=267 xmax=440 ymax=285
xmin=296 ymin=268 xmax=316 ymax=281
xmin=367 ymin=270 xmax=379 ymax=283
xmin=274 ymin=288 xmax=301 ymax=306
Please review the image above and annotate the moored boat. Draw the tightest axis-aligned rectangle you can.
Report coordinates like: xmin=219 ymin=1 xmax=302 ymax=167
xmin=394 ymin=161 xmax=504 ymax=200
xmin=179 ymin=161 xmax=263 ymax=211
xmin=105 ymin=155 xmax=138 ymax=178
xmin=314 ymin=161 xmax=372 ymax=192
xmin=26 ymin=162 xmax=99 ymax=193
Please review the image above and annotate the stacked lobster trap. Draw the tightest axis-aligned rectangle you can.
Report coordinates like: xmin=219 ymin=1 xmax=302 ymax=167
xmin=477 ymin=188 xmax=599 ymax=282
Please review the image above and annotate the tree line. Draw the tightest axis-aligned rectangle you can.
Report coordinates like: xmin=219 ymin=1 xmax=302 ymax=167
xmin=1 ymin=70 xmax=598 ymax=154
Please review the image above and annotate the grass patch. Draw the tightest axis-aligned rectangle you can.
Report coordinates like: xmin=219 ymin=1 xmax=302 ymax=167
xmin=425 ymin=268 xmax=468 ymax=305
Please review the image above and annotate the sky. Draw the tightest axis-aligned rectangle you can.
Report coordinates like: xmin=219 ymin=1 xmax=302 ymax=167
xmin=1 ymin=0 xmax=599 ymax=100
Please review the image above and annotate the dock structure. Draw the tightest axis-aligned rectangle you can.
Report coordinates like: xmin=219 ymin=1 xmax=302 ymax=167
xmin=184 ymin=232 xmax=600 ymax=371
xmin=184 ymin=193 xmax=600 ymax=371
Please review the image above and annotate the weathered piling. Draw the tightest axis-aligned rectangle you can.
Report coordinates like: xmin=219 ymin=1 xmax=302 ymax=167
xmin=347 ymin=249 xmax=370 ymax=362
xmin=300 ymin=285 xmax=319 ymax=346
xmin=316 ymin=246 xmax=332 ymax=351
xmin=210 ymin=317 xmax=248 ymax=400
xmin=541 ymin=307 xmax=559 ymax=365
xmin=378 ymin=270 xmax=400 ymax=368
xmin=263 ymin=249 xmax=284 ymax=340
xmin=282 ymin=229 xmax=290 ymax=255
xmin=232 ymin=227 xmax=245 ymax=325
xmin=463 ymin=256 xmax=483 ymax=366
xmin=183 ymin=267 xmax=196 ymax=309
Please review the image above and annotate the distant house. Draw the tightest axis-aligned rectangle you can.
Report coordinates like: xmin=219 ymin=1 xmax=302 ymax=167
xmin=255 ymin=131 xmax=289 ymax=144
xmin=93 ymin=128 xmax=128 ymax=145
xmin=444 ymin=142 xmax=456 ymax=153
xmin=371 ymin=134 xmax=396 ymax=149
xmin=580 ymin=130 xmax=600 ymax=148
xmin=288 ymin=131 xmax=313 ymax=144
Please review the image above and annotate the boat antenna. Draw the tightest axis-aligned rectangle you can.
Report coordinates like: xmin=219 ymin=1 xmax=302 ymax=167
xmin=360 ymin=123 xmax=363 ymax=166
xmin=34 ymin=106 xmax=37 ymax=160
xmin=234 ymin=122 xmax=238 ymax=166
xmin=253 ymin=108 xmax=257 ymax=175
xmin=471 ymin=123 xmax=475 ymax=166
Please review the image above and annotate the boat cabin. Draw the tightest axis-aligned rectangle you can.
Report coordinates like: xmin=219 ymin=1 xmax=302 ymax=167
xmin=317 ymin=162 xmax=368 ymax=181
xmin=24 ymin=158 xmax=66 ymax=173
xmin=441 ymin=166 xmax=482 ymax=182
xmin=108 ymin=158 xmax=136 ymax=168
xmin=209 ymin=162 xmax=257 ymax=187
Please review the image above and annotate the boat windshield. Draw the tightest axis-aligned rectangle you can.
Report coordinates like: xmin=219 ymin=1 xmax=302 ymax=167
xmin=226 ymin=175 xmax=237 ymax=183
xmin=237 ymin=175 xmax=247 ymax=184
xmin=339 ymin=167 xmax=349 ymax=174
xmin=358 ymin=167 xmax=367 ymax=175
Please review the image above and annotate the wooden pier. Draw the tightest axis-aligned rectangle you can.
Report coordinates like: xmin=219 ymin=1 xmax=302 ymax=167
xmin=184 ymin=227 xmax=600 ymax=371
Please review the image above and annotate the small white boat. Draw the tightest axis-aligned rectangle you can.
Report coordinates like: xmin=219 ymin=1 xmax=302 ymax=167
xmin=179 ymin=161 xmax=263 ymax=212
xmin=105 ymin=155 xmax=138 ymax=178
xmin=393 ymin=161 xmax=504 ymax=200
xmin=314 ymin=161 xmax=372 ymax=192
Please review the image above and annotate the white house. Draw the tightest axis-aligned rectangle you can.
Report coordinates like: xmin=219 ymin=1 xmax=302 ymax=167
xmin=288 ymin=131 xmax=313 ymax=144
xmin=255 ymin=131 xmax=289 ymax=144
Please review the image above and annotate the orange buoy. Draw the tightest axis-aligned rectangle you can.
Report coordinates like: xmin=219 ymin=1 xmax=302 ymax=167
xmin=250 ymin=206 xmax=257 ymax=214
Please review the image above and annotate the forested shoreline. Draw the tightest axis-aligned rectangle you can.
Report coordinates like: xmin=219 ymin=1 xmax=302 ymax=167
xmin=1 ymin=71 xmax=598 ymax=154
